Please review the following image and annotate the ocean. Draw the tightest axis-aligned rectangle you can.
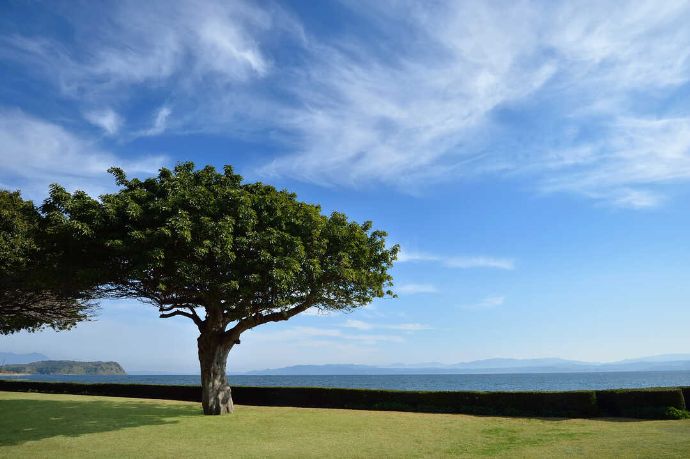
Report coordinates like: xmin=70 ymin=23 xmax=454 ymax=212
xmin=3 ymin=370 xmax=690 ymax=392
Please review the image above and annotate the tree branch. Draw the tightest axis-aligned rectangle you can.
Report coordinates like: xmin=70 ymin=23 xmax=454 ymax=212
xmin=186 ymin=307 xmax=203 ymax=326
xmin=159 ymin=309 xmax=204 ymax=330
xmin=257 ymin=302 xmax=314 ymax=325
xmin=222 ymin=298 xmax=315 ymax=346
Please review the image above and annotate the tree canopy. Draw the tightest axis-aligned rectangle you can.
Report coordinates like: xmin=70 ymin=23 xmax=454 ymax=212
xmin=0 ymin=191 xmax=95 ymax=334
xmin=3 ymin=162 xmax=398 ymax=413
xmin=42 ymin=162 xmax=397 ymax=329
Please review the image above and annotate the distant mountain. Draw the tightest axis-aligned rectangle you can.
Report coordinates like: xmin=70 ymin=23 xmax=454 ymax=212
xmin=0 ymin=360 xmax=126 ymax=375
xmin=447 ymin=358 xmax=592 ymax=370
xmin=0 ymin=352 xmax=49 ymax=365
xmin=614 ymin=354 xmax=690 ymax=364
xmin=245 ymin=364 xmax=390 ymax=375
xmin=244 ymin=355 xmax=690 ymax=375
xmin=385 ymin=362 xmax=448 ymax=369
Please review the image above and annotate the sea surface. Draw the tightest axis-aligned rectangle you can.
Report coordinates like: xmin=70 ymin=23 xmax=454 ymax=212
xmin=3 ymin=370 xmax=690 ymax=392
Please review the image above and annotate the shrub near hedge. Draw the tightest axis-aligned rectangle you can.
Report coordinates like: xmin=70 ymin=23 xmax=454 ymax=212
xmin=595 ymin=388 xmax=686 ymax=419
xmin=683 ymin=387 xmax=690 ymax=406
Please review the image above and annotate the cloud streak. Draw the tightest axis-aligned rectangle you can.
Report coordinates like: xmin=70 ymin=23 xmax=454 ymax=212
xmin=260 ymin=1 xmax=690 ymax=207
xmin=458 ymin=295 xmax=506 ymax=311
xmin=137 ymin=106 xmax=173 ymax=138
xmin=84 ymin=108 xmax=123 ymax=135
xmin=343 ymin=319 xmax=433 ymax=331
xmin=539 ymin=116 xmax=690 ymax=208
xmin=4 ymin=1 xmax=690 ymax=207
xmin=0 ymin=0 xmax=293 ymax=138
xmin=398 ymin=249 xmax=515 ymax=270
xmin=0 ymin=110 xmax=166 ymax=199
xmin=252 ymin=326 xmax=405 ymax=345
xmin=3 ymin=0 xmax=273 ymax=93
xmin=395 ymin=283 xmax=439 ymax=295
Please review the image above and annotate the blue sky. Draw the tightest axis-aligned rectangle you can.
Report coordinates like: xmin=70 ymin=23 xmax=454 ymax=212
xmin=1 ymin=0 xmax=690 ymax=373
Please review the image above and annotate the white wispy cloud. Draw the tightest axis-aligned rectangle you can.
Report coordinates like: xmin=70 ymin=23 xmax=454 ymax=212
xmin=445 ymin=257 xmax=515 ymax=270
xmin=395 ymin=283 xmax=439 ymax=295
xmin=0 ymin=0 xmax=288 ymax=135
xmin=5 ymin=1 xmax=690 ymax=208
xmin=0 ymin=109 xmax=166 ymax=199
xmin=396 ymin=250 xmax=442 ymax=263
xmin=458 ymin=295 xmax=506 ymax=311
xmin=343 ymin=319 xmax=373 ymax=330
xmin=253 ymin=326 xmax=404 ymax=345
xmin=385 ymin=323 xmax=434 ymax=331
xmin=4 ymin=0 xmax=273 ymax=91
xmin=539 ymin=116 xmax=690 ymax=208
xmin=397 ymin=248 xmax=515 ymax=270
xmin=259 ymin=1 xmax=690 ymax=207
xmin=138 ymin=105 xmax=173 ymax=137
xmin=343 ymin=319 xmax=433 ymax=331
xmin=261 ymin=1 xmax=556 ymax=187
xmin=84 ymin=108 xmax=123 ymax=135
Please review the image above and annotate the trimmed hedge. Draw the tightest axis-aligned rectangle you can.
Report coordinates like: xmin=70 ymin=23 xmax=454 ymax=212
xmin=231 ymin=386 xmax=598 ymax=418
xmin=0 ymin=380 xmax=595 ymax=417
xmin=0 ymin=380 xmax=200 ymax=402
xmin=1 ymin=379 xmax=688 ymax=419
xmin=595 ymin=388 xmax=686 ymax=419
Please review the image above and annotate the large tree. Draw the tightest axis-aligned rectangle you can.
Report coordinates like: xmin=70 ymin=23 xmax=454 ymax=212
xmin=38 ymin=163 xmax=398 ymax=414
xmin=0 ymin=190 xmax=95 ymax=334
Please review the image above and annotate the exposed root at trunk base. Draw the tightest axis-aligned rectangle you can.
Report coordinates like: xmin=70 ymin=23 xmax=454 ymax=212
xmin=203 ymin=384 xmax=234 ymax=415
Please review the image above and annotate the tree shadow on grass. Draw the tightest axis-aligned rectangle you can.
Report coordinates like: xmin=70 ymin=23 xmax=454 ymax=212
xmin=0 ymin=396 xmax=201 ymax=446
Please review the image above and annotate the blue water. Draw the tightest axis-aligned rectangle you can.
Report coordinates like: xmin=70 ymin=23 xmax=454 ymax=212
xmin=3 ymin=371 xmax=690 ymax=392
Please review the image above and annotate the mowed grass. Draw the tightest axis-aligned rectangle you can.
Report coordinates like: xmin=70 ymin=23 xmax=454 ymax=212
xmin=1 ymin=391 xmax=690 ymax=458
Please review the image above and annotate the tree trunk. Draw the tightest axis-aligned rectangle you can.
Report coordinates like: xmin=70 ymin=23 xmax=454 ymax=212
xmin=197 ymin=332 xmax=234 ymax=415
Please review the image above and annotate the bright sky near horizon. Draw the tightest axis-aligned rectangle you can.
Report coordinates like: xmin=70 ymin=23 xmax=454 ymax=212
xmin=1 ymin=0 xmax=690 ymax=373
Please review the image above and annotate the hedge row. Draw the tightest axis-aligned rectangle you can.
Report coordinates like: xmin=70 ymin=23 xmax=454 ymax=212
xmin=595 ymin=388 xmax=686 ymax=419
xmin=0 ymin=380 xmax=687 ymax=419
xmin=0 ymin=380 xmax=200 ymax=402
xmin=232 ymin=386 xmax=598 ymax=417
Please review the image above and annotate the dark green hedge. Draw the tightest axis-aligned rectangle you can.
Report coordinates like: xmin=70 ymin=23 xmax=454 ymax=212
xmin=1 ymin=379 xmax=688 ymax=419
xmin=0 ymin=380 xmax=595 ymax=417
xmin=595 ymin=388 xmax=686 ymax=419
xmin=231 ymin=386 xmax=598 ymax=417
xmin=0 ymin=380 xmax=200 ymax=402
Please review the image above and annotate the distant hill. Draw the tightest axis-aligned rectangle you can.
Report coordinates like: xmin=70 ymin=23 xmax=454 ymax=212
xmin=0 ymin=352 xmax=50 ymax=365
xmin=244 ymin=355 xmax=690 ymax=375
xmin=614 ymin=354 xmax=690 ymax=364
xmin=244 ymin=364 xmax=393 ymax=375
xmin=0 ymin=360 xmax=126 ymax=375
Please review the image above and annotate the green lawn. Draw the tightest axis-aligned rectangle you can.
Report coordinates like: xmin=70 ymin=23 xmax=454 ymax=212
xmin=1 ymin=391 xmax=689 ymax=458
